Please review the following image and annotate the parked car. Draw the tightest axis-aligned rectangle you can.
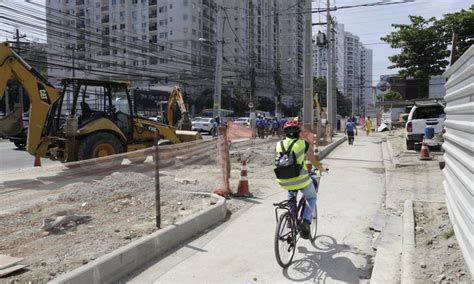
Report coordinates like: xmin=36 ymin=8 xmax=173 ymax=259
xmin=192 ymin=117 xmax=215 ymax=133
xmin=234 ymin=117 xmax=250 ymax=126
xmin=405 ymin=102 xmax=445 ymax=150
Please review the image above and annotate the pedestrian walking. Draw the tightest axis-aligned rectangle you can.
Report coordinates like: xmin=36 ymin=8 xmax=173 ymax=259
xmin=364 ymin=116 xmax=373 ymax=136
xmin=272 ymin=117 xmax=280 ymax=137
xmin=345 ymin=119 xmax=357 ymax=145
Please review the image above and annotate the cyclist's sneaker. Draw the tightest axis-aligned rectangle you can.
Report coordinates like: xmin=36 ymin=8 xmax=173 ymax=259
xmin=298 ymin=220 xmax=311 ymax=239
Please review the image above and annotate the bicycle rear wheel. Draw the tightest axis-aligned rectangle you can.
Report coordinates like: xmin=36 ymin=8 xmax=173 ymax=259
xmin=274 ymin=212 xmax=296 ymax=268
xmin=310 ymin=203 xmax=318 ymax=242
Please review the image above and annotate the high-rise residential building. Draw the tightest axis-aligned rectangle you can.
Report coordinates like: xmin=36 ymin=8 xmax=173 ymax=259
xmin=344 ymin=31 xmax=361 ymax=116
xmin=312 ymin=24 xmax=373 ymax=115
xmin=360 ymin=45 xmax=373 ymax=114
xmin=278 ymin=0 xmax=304 ymax=106
xmin=46 ymin=0 xmax=217 ymax=94
xmin=312 ymin=23 xmax=345 ymax=94
xmin=221 ymin=0 xmax=277 ymax=99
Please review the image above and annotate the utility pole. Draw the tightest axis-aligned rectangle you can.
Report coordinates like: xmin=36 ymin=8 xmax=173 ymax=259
xmin=302 ymin=0 xmax=313 ymax=130
xmin=213 ymin=5 xmax=224 ymax=119
xmin=273 ymin=1 xmax=282 ymax=120
xmin=331 ymin=18 xmax=337 ymax=126
xmin=326 ymin=0 xmax=334 ymax=128
xmin=249 ymin=0 xmax=256 ymax=137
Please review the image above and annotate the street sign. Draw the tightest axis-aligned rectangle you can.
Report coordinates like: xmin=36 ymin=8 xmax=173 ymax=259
xmin=248 ymin=102 xmax=254 ymax=109
xmin=377 ymin=80 xmax=391 ymax=95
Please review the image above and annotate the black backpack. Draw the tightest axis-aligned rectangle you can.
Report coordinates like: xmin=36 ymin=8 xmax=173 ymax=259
xmin=274 ymin=140 xmax=303 ymax=179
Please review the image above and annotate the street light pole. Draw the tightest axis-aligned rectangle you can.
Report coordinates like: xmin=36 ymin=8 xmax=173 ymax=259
xmin=213 ymin=6 xmax=224 ymax=119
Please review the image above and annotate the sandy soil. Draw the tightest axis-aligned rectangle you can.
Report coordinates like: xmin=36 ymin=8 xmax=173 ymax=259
xmin=0 ymin=139 xmax=277 ymax=283
xmin=413 ymin=201 xmax=472 ymax=283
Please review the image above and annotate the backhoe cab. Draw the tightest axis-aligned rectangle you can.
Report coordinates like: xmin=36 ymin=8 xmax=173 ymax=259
xmin=0 ymin=42 xmax=201 ymax=162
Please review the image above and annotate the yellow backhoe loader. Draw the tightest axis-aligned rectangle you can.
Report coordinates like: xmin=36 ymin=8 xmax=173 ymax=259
xmin=166 ymin=86 xmax=192 ymax=131
xmin=0 ymin=42 xmax=201 ymax=162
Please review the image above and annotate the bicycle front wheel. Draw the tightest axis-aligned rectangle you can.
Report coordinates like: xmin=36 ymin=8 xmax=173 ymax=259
xmin=310 ymin=203 xmax=318 ymax=242
xmin=274 ymin=212 xmax=296 ymax=268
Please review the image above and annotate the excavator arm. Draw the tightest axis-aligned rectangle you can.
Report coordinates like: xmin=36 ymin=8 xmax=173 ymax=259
xmin=0 ymin=42 xmax=61 ymax=155
xmin=166 ymin=86 xmax=191 ymax=130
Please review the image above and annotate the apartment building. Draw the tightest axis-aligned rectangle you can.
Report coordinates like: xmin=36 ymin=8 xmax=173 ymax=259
xmin=312 ymin=23 xmax=346 ymax=94
xmin=46 ymin=0 xmax=217 ymax=93
xmin=360 ymin=45 xmax=373 ymax=114
xmin=278 ymin=0 xmax=304 ymax=105
xmin=344 ymin=31 xmax=361 ymax=116
xmin=221 ymin=0 xmax=277 ymax=99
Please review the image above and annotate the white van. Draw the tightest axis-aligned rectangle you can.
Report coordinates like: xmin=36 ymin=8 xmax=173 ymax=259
xmin=405 ymin=102 xmax=445 ymax=150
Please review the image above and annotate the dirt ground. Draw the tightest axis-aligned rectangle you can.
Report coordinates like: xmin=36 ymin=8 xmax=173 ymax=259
xmin=0 ymin=139 xmax=277 ymax=283
xmin=413 ymin=201 xmax=472 ymax=283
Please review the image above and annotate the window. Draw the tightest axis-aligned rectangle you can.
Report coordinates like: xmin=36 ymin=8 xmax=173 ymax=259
xmin=95 ymin=2 xmax=100 ymax=7
xmin=132 ymin=0 xmax=137 ymax=3
xmin=112 ymin=0 xmax=116 ymax=4
xmin=142 ymin=35 xmax=147 ymax=40
xmin=119 ymin=11 xmax=125 ymax=17
xmin=141 ymin=22 xmax=146 ymax=27
xmin=120 ymin=23 xmax=125 ymax=29
xmin=169 ymin=17 xmax=173 ymax=22
xmin=183 ymin=14 xmax=188 ymax=20
xmin=183 ymin=27 xmax=188 ymax=33
xmin=184 ymin=0 xmax=188 ymax=6
xmin=192 ymin=29 xmax=196 ymax=36
xmin=169 ymin=30 xmax=173 ymax=36
xmin=158 ymin=6 xmax=166 ymax=13
xmin=113 ymin=49 xmax=118 ymax=55
xmin=120 ymin=0 xmax=125 ymax=3
xmin=192 ymin=15 xmax=196 ymax=22
xmin=169 ymin=4 xmax=172 ymax=8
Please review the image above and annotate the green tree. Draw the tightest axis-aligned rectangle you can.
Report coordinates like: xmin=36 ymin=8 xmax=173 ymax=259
xmin=313 ymin=77 xmax=327 ymax=106
xmin=376 ymin=90 xmax=403 ymax=102
xmin=336 ymin=91 xmax=351 ymax=117
xmin=257 ymin=96 xmax=274 ymax=113
xmin=381 ymin=7 xmax=474 ymax=79
xmin=381 ymin=16 xmax=450 ymax=79
xmin=435 ymin=5 xmax=474 ymax=59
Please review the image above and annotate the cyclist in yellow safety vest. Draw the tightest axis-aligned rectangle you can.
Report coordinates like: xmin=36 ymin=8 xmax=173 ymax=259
xmin=275 ymin=120 xmax=324 ymax=239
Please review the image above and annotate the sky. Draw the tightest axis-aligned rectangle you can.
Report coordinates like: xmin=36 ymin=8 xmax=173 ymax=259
xmin=1 ymin=0 xmax=472 ymax=86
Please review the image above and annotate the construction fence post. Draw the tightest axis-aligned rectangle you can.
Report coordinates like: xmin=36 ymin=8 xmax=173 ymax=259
xmin=154 ymin=132 xmax=161 ymax=228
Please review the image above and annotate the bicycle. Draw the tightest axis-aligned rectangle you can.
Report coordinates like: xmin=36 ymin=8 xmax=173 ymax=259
xmin=272 ymin=170 xmax=324 ymax=268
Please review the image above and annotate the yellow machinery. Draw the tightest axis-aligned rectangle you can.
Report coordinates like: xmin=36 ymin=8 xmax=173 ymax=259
xmin=0 ymin=42 xmax=201 ymax=162
xmin=166 ymin=86 xmax=192 ymax=131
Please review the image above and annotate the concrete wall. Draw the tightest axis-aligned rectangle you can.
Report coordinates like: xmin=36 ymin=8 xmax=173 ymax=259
xmin=442 ymin=45 xmax=474 ymax=277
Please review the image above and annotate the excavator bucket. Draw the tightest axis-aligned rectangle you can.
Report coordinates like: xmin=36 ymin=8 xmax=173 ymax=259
xmin=0 ymin=103 xmax=23 ymax=137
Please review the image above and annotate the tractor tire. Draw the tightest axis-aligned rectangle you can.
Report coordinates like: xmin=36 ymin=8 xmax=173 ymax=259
xmin=14 ymin=142 xmax=26 ymax=150
xmin=77 ymin=132 xmax=124 ymax=161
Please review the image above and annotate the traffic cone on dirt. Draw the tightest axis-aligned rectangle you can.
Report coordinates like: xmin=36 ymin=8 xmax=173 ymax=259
xmin=34 ymin=154 xmax=41 ymax=167
xmin=233 ymin=160 xmax=253 ymax=197
xmin=419 ymin=140 xmax=432 ymax=161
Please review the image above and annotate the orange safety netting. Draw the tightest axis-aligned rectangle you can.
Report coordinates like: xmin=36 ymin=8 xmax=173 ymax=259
xmin=226 ymin=121 xmax=253 ymax=140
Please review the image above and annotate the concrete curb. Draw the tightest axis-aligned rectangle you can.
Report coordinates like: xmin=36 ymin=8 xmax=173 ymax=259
xmin=50 ymin=193 xmax=227 ymax=284
xmin=319 ymin=135 xmax=347 ymax=160
xmin=401 ymin=199 xmax=416 ymax=284
xmin=386 ymin=139 xmax=401 ymax=168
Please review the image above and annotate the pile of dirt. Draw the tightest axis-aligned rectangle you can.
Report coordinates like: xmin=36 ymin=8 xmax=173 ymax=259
xmin=413 ymin=201 xmax=471 ymax=283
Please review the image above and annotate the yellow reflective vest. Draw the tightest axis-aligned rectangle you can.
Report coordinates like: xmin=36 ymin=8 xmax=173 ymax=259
xmin=275 ymin=138 xmax=311 ymax=191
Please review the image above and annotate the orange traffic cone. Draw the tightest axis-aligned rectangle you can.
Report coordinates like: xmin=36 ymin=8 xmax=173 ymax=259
xmin=419 ymin=141 xmax=432 ymax=161
xmin=234 ymin=160 xmax=253 ymax=197
xmin=305 ymin=160 xmax=313 ymax=172
xmin=34 ymin=154 xmax=41 ymax=167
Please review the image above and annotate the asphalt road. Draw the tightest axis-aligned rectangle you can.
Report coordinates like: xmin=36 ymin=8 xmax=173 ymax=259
xmin=128 ymin=135 xmax=385 ymax=283
xmin=0 ymin=141 xmax=57 ymax=171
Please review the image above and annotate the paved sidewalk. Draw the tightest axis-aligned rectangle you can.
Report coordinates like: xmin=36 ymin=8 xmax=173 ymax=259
xmin=128 ymin=135 xmax=384 ymax=283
